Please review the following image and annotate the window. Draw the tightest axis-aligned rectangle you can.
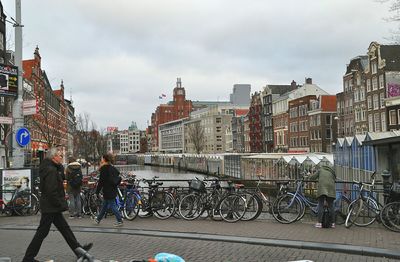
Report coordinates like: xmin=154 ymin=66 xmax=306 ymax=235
xmin=374 ymin=113 xmax=380 ymax=132
xmin=326 ymin=115 xmax=332 ymax=125
xmin=354 ymin=90 xmax=359 ymax=102
xmin=326 ymin=129 xmax=331 ymax=139
xmin=373 ymin=94 xmax=379 ymax=109
xmin=380 ymin=93 xmax=385 ymax=108
xmin=379 ymin=75 xmax=384 ymax=89
xmin=389 ymin=110 xmax=397 ymax=125
xmin=360 ymin=88 xmax=365 ymax=101
xmin=371 ymin=61 xmax=378 ymax=74
xmin=368 ymin=114 xmax=373 ymax=131
xmin=381 ymin=112 xmax=387 ymax=132
xmin=367 ymin=79 xmax=371 ymax=92
xmin=367 ymin=96 xmax=372 ymax=109
xmin=372 ymin=77 xmax=378 ymax=90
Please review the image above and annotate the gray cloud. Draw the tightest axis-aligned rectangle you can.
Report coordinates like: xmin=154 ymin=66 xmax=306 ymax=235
xmin=2 ymin=0 xmax=394 ymax=129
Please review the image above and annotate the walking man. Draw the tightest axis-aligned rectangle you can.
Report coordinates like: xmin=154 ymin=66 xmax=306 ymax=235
xmin=23 ymin=147 xmax=92 ymax=262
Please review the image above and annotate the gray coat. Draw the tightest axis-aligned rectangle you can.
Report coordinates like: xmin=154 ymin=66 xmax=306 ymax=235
xmin=308 ymin=165 xmax=336 ymax=199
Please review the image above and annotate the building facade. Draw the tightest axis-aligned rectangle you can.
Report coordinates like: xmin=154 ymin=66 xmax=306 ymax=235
xmin=159 ymin=118 xmax=187 ymax=153
xmin=23 ymin=47 xmax=68 ymax=161
xmin=261 ymin=81 xmax=298 ymax=152
xmin=249 ymin=92 xmax=263 ymax=153
xmin=150 ymin=78 xmax=192 ymax=151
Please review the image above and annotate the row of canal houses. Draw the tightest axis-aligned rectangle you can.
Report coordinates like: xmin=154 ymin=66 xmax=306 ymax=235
xmin=133 ymin=130 xmax=400 ymax=184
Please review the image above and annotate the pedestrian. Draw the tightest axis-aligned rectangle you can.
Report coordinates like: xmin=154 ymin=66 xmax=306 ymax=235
xmin=93 ymin=153 xmax=123 ymax=227
xmin=22 ymin=147 xmax=93 ymax=262
xmin=65 ymin=156 xmax=83 ymax=219
xmin=307 ymin=160 xmax=336 ymax=228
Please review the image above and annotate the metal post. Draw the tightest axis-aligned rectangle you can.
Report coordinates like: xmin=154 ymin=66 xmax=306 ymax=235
xmin=11 ymin=0 xmax=24 ymax=168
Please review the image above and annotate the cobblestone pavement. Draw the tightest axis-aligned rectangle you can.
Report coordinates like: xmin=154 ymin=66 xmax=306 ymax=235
xmin=0 ymin=214 xmax=399 ymax=261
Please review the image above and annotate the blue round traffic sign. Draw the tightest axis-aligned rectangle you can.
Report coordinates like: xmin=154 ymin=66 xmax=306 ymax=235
xmin=16 ymin=127 xmax=31 ymax=147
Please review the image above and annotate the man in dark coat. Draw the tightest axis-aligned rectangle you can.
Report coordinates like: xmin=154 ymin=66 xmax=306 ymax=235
xmin=23 ymin=147 xmax=93 ymax=262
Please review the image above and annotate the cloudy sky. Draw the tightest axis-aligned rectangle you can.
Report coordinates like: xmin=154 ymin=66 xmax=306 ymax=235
xmin=2 ymin=0 xmax=396 ymax=130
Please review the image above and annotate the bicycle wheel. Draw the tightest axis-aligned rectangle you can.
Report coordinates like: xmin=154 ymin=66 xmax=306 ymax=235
xmin=353 ymin=197 xmax=379 ymax=227
xmin=241 ymin=192 xmax=263 ymax=221
xmin=381 ymin=201 xmax=400 ymax=232
xmin=12 ymin=192 xmax=39 ymax=216
xmin=123 ymin=192 xmax=140 ymax=221
xmin=153 ymin=192 xmax=175 ymax=219
xmin=89 ymin=193 xmax=103 ymax=217
xmin=272 ymin=193 xmax=302 ymax=224
xmin=219 ymin=193 xmax=247 ymax=223
xmin=179 ymin=193 xmax=203 ymax=221
xmin=138 ymin=192 xmax=152 ymax=218
xmin=345 ymin=199 xmax=362 ymax=228
xmin=335 ymin=195 xmax=351 ymax=225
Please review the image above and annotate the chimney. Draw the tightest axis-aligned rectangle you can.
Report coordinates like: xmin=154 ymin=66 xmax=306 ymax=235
xmin=291 ymin=80 xmax=297 ymax=89
xmin=305 ymin=77 xmax=312 ymax=84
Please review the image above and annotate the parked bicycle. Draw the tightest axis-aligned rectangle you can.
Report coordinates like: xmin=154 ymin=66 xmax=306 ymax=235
xmin=136 ymin=176 xmax=176 ymax=219
xmin=178 ymin=177 xmax=246 ymax=222
xmin=0 ymin=184 xmax=39 ymax=216
xmin=273 ymin=178 xmax=350 ymax=224
xmin=345 ymin=172 xmax=400 ymax=232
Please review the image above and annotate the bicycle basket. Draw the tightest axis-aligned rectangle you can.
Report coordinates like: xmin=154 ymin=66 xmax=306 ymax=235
xmin=190 ymin=179 xmax=206 ymax=192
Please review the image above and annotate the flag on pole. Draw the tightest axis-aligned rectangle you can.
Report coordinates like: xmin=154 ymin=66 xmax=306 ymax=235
xmin=159 ymin=96 xmax=163 ymax=99
xmin=162 ymin=93 xmax=166 ymax=97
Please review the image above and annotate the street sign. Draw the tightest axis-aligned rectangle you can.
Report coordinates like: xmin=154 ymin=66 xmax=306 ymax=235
xmin=23 ymin=107 xmax=37 ymax=116
xmin=16 ymin=127 xmax=30 ymax=147
xmin=23 ymin=100 xmax=36 ymax=108
xmin=0 ymin=116 xmax=13 ymax=124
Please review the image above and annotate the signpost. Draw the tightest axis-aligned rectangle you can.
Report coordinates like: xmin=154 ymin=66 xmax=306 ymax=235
xmin=16 ymin=127 xmax=30 ymax=147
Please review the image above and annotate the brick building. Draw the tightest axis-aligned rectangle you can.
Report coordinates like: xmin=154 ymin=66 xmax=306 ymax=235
xmin=261 ymin=81 xmax=298 ymax=152
xmin=288 ymin=95 xmax=316 ymax=153
xmin=308 ymin=95 xmax=337 ymax=153
xmin=23 ymin=47 xmax=69 ymax=160
xmin=150 ymin=78 xmax=192 ymax=151
xmin=249 ymin=91 xmax=263 ymax=153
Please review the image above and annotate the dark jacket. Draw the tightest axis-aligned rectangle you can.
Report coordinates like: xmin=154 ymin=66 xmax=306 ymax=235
xmin=308 ymin=165 xmax=336 ymax=199
xmin=96 ymin=164 xmax=120 ymax=200
xmin=39 ymin=158 xmax=68 ymax=213
xmin=65 ymin=161 xmax=83 ymax=194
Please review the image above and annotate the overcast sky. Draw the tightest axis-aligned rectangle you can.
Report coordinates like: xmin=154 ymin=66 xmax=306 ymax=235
xmin=2 ymin=0 xmax=396 ymax=130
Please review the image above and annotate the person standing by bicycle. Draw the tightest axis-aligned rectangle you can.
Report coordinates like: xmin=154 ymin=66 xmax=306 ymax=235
xmin=307 ymin=160 xmax=336 ymax=228
xmin=22 ymin=147 xmax=93 ymax=262
xmin=93 ymin=153 xmax=123 ymax=227
xmin=65 ymin=156 xmax=83 ymax=219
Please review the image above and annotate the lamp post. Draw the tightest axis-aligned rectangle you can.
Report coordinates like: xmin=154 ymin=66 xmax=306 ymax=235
xmin=11 ymin=0 xmax=24 ymax=168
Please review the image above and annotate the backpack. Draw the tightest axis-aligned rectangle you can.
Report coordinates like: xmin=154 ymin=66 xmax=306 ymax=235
xmin=321 ymin=198 xmax=331 ymax=228
xmin=69 ymin=171 xmax=83 ymax=189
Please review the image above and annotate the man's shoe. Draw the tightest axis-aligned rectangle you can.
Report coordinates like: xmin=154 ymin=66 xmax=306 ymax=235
xmin=331 ymin=223 xmax=336 ymax=228
xmin=315 ymin=223 xmax=322 ymax=228
xmin=113 ymin=221 xmax=123 ymax=227
xmin=82 ymin=243 xmax=93 ymax=252
xmin=91 ymin=216 xmax=100 ymax=225
xmin=68 ymin=216 xmax=75 ymax=219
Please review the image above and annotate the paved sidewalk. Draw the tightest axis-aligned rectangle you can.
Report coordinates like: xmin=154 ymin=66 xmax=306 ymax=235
xmin=0 ymin=214 xmax=399 ymax=259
